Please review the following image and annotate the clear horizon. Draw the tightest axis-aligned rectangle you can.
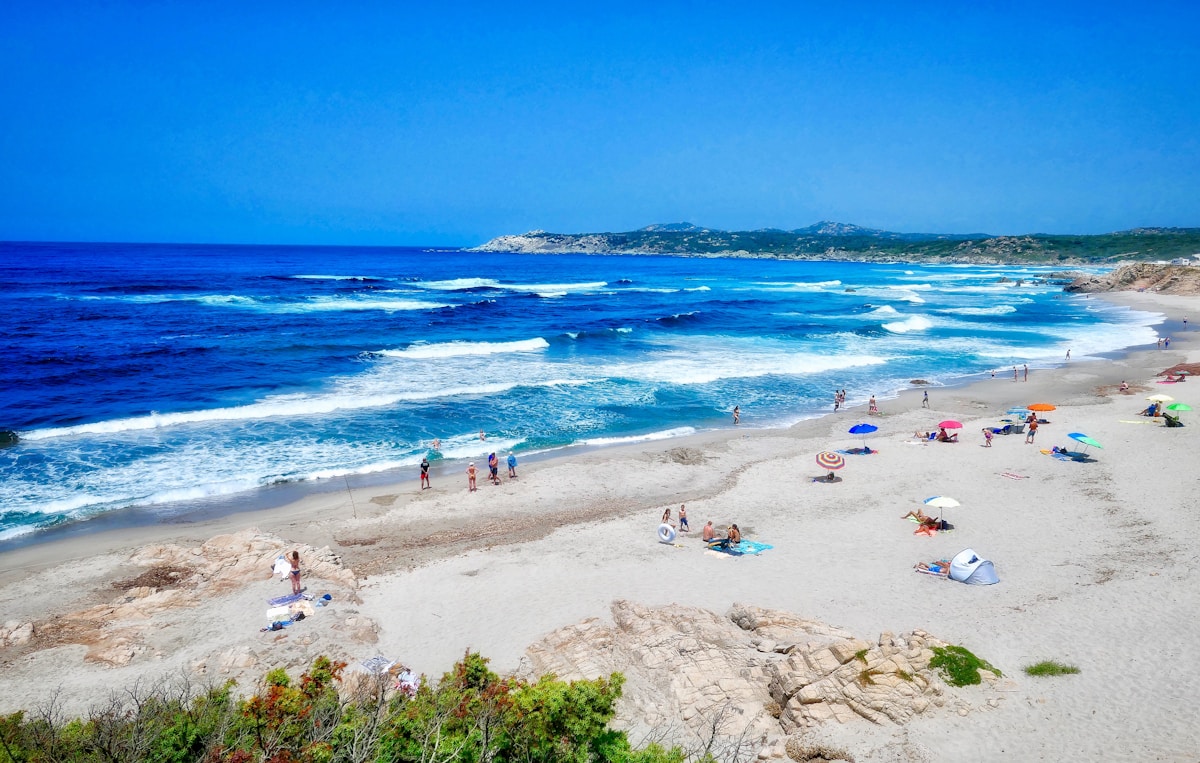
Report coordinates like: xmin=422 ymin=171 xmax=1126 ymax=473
xmin=2 ymin=2 xmax=1198 ymax=247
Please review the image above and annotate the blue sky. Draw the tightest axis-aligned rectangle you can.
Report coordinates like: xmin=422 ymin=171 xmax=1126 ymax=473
xmin=2 ymin=2 xmax=1198 ymax=245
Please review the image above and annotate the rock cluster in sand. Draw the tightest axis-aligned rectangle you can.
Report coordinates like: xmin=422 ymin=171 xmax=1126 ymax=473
xmin=522 ymin=601 xmax=994 ymax=755
xmin=1067 ymin=263 xmax=1200 ymax=295
xmin=3 ymin=528 xmax=365 ymax=669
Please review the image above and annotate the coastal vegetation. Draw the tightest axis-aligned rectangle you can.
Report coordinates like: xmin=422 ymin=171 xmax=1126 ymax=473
xmin=928 ymin=645 xmax=1001 ymax=687
xmin=1023 ymin=661 xmax=1081 ymax=677
xmin=473 ymin=223 xmax=1200 ymax=265
xmin=0 ymin=653 xmax=686 ymax=763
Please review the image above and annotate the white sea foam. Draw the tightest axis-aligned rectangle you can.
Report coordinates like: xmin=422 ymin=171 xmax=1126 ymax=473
xmin=582 ymin=427 xmax=697 ymax=447
xmin=192 ymin=294 xmax=449 ymax=313
xmin=853 ymin=287 xmax=926 ymax=304
xmin=380 ymin=338 xmax=550 ymax=359
xmin=685 ymin=286 xmax=712 ymax=291
xmin=867 ymin=305 xmax=901 ymax=317
xmin=937 ymin=305 xmax=1019 ymax=316
xmin=19 ymin=376 xmax=586 ymax=441
xmin=292 ymin=275 xmax=380 ymax=281
xmin=416 ymin=278 xmax=501 ymax=290
xmin=882 ymin=316 xmax=934 ymax=333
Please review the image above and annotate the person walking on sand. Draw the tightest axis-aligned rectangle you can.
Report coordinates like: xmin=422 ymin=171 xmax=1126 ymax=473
xmin=466 ymin=462 xmax=477 ymax=492
xmin=1013 ymin=366 xmax=1018 ymax=382
xmin=1066 ymin=349 xmax=1071 ymax=360
xmin=678 ymin=504 xmax=690 ymax=532
xmin=733 ymin=405 xmax=740 ymax=425
xmin=983 ymin=428 xmax=993 ymax=447
xmin=420 ymin=457 xmax=431 ymax=489
xmin=1024 ymin=364 xmax=1028 ymax=382
xmin=922 ymin=390 xmax=929 ymax=408
xmin=289 ymin=551 xmax=302 ymax=595
xmin=1025 ymin=419 xmax=1039 ymax=444
xmin=868 ymin=395 xmax=879 ymax=415
xmin=507 ymin=452 xmax=517 ymax=478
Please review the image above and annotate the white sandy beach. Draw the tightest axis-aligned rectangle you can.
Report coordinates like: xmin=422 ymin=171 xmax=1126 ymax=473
xmin=1 ymin=291 xmax=1198 ymax=761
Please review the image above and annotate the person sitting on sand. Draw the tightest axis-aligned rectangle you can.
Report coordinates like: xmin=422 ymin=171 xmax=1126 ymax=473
xmin=702 ymin=520 xmax=715 ymax=541
xmin=936 ymin=427 xmax=958 ymax=442
xmin=1140 ymin=403 xmax=1159 ymax=417
xmin=811 ymin=471 xmax=838 ymax=483
xmin=1119 ymin=381 xmax=1129 ymax=392
xmin=727 ymin=524 xmax=741 ymax=544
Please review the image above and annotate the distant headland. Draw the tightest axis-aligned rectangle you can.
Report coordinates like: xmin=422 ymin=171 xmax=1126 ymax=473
xmin=472 ymin=222 xmax=1200 ymax=265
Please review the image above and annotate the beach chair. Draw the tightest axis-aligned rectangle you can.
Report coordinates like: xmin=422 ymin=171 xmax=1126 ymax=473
xmin=1164 ymin=413 xmax=1184 ymax=428
xmin=1007 ymin=422 xmax=1025 ymax=435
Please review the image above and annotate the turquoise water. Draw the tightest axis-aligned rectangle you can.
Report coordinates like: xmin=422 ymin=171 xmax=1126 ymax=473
xmin=0 ymin=242 xmax=1159 ymax=541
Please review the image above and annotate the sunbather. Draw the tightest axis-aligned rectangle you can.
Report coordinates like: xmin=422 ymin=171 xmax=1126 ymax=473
xmin=914 ymin=560 xmax=951 ymax=577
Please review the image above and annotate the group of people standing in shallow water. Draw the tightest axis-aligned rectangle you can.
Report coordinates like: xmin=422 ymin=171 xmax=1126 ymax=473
xmin=418 ymin=433 xmax=518 ymax=493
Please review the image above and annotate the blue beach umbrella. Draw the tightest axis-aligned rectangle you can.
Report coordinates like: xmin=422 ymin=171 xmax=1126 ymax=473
xmin=848 ymin=422 xmax=878 ymax=450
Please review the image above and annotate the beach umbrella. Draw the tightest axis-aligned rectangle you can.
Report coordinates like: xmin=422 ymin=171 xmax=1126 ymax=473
xmin=923 ymin=495 xmax=961 ymax=523
xmin=1027 ymin=403 xmax=1056 ymax=412
xmin=815 ymin=451 xmax=846 ymax=471
xmin=1067 ymin=432 xmax=1103 ymax=455
xmin=1165 ymin=403 xmax=1192 ymax=412
xmin=938 ymin=420 xmax=963 ymax=429
xmin=1146 ymin=394 xmax=1174 ymax=403
xmin=848 ymin=422 xmax=878 ymax=449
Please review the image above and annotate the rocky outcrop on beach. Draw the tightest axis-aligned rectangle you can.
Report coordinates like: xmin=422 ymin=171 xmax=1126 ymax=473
xmin=1065 ymin=263 xmax=1200 ymax=295
xmin=521 ymin=601 xmax=1000 ymax=756
xmin=2 ymin=529 xmax=366 ymax=670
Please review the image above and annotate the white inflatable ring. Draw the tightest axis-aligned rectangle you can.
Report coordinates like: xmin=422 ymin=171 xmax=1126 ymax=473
xmin=657 ymin=523 xmax=677 ymax=543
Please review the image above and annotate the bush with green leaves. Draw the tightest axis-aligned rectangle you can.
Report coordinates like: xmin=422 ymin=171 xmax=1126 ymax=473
xmin=928 ymin=645 xmax=1001 ymax=687
xmin=0 ymin=653 xmax=686 ymax=763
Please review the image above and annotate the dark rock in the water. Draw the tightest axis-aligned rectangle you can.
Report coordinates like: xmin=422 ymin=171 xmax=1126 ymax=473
xmin=0 ymin=430 xmax=18 ymax=447
xmin=910 ymin=379 xmax=929 ymax=386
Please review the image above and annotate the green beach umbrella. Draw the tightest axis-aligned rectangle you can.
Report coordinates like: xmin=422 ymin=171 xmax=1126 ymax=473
xmin=1067 ymin=432 xmax=1103 ymax=455
xmin=1166 ymin=403 xmax=1192 ymax=411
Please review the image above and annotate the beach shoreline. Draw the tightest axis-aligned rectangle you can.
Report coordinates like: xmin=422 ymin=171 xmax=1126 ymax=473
xmin=1 ymin=292 xmax=1187 ymax=572
xmin=2 ymin=289 xmax=1198 ymax=760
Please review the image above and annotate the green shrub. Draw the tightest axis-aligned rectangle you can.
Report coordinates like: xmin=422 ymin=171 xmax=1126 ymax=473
xmin=1024 ymin=660 xmax=1080 ymax=677
xmin=929 ymin=645 xmax=1001 ymax=687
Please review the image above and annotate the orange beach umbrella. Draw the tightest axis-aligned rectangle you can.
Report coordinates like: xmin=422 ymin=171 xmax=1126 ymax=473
xmin=1027 ymin=403 xmax=1056 ymax=412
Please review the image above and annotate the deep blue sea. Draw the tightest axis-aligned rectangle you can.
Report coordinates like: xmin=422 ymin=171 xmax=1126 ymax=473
xmin=0 ymin=242 xmax=1161 ymax=542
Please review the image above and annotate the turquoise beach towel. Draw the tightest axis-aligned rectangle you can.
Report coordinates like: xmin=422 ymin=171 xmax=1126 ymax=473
xmin=710 ymin=539 xmax=774 ymax=556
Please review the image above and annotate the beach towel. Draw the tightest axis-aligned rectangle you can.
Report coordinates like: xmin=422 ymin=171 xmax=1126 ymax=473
xmin=267 ymin=592 xmax=306 ymax=607
xmin=708 ymin=539 xmax=774 ymax=557
xmin=360 ymin=655 xmax=396 ymax=675
xmin=1041 ymin=449 xmax=1072 ymax=461
xmin=997 ymin=472 xmax=1029 ymax=480
xmin=914 ymin=524 xmax=938 ymax=537
xmin=836 ymin=448 xmax=877 ymax=455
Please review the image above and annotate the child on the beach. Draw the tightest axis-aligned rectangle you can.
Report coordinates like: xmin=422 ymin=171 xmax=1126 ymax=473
xmin=983 ymin=428 xmax=993 ymax=447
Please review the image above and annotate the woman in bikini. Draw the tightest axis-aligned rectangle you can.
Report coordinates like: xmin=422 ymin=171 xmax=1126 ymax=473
xmin=289 ymin=551 xmax=302 ymax=595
